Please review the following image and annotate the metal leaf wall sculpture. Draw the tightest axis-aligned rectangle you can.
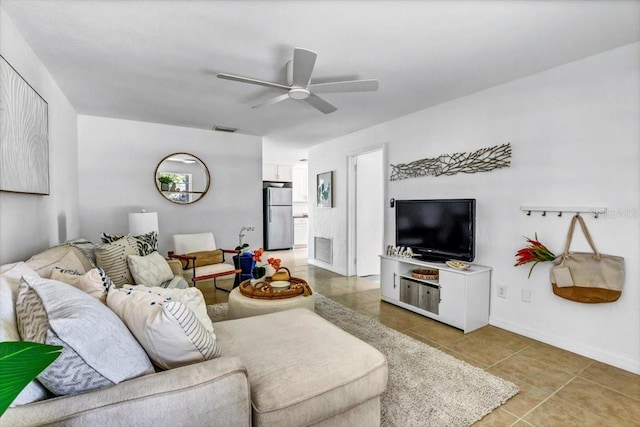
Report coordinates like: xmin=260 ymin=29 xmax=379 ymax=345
xmin=390 ymin=143 xmax=511 ymax=181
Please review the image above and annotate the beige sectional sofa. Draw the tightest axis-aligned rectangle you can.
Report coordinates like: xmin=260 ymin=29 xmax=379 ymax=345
xmin=0 ymin=241 xmax=388 ymax=427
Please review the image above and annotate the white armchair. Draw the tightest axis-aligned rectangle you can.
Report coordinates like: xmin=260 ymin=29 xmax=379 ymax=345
xmin=168 ymin=232 xmax=240 ymax=291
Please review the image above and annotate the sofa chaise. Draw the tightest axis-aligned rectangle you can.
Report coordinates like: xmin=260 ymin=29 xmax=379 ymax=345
xmin=0 ymin=240 xmax=388 ymax=427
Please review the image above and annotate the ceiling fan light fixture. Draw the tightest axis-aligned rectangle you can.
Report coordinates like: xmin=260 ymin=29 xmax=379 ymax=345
xmin=218 ymin=47 xmax=378 ymax=114
xmin=288 ymin=87 xmax=310 ymax=100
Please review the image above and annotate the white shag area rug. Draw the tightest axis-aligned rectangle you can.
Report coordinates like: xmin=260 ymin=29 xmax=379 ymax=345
xmin=208 ymin=294 xmax=518 ymax=427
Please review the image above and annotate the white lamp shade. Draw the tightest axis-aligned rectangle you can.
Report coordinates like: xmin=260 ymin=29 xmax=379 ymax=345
xmin=128 ymin=212 xmax=159 ymax=236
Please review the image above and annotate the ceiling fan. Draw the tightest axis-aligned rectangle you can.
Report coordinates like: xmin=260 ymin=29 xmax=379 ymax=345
xmin=217 ymin=47 xmax=378 ymax=114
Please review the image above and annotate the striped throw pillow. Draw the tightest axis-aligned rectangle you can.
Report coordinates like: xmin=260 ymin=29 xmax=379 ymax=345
xmin=95 ymin=236 xmax=138 ymax=286
xmin=106 ymin=286 xmax=221 ymax=370
xmin=16 ymin=276 xmax=154 ymax=396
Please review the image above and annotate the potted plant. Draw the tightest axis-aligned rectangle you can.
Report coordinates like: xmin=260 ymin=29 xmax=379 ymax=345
xmin=157 ymin=175 xmax=174 ymax=191
xmin=0 ymin=341 xmax=62 ymax=416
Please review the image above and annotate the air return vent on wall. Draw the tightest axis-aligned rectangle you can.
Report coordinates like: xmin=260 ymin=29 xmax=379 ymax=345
xmin=314 ymin=237 xmax=332 ymax=265
xmin=212 ymin=125 xmax=237 ymax=133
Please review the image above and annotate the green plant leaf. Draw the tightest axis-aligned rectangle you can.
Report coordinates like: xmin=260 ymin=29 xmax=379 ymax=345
xmin=0 ymin=341 xmax=62 ymax=416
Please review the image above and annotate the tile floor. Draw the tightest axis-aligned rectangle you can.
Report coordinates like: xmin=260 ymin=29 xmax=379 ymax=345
xmin=198 ymin=248 xmax=639 ymax=427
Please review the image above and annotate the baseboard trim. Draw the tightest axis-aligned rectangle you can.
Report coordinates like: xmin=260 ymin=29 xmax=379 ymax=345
xmin=307 ymin=258 xmax=346 ymax=276
xmin=489 ymin=316 xmax=640 ymax=374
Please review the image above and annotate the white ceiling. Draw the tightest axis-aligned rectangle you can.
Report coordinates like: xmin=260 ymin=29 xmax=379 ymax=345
xmin=3 ymin=1 xmax=640 ymax=157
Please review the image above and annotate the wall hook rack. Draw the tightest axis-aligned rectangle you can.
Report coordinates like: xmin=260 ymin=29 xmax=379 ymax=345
xmin=520 ymin=206 xmax=607 ymax=219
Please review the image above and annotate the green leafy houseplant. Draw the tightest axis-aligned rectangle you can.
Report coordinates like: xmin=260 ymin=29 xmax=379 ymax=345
xmin=0 ymin=341 xmax=62 ymax=416
xmin=157 ymin=175 xmax=174 ymax=185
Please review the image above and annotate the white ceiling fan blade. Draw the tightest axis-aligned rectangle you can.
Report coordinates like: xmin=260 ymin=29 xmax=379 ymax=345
xmin=217 ymin=73 xmax=290 ymax=90
xmin=305 ymin=94 xmax=337 ymax=114
xmin=292 ymin=48 xmax=317 ymax=88
xmin=252 ymin=93 xmax=290 ymax=109
xmin=309 ymin=79 xmax=379 ymax=94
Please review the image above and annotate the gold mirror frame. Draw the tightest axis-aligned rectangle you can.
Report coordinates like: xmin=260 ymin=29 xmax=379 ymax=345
xmin=155 ymin=152 xmax=210 ymax=204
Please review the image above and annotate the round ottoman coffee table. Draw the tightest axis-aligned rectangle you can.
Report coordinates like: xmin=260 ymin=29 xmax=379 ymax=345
xmin=227 ymin=287 xmax=315 ymax=319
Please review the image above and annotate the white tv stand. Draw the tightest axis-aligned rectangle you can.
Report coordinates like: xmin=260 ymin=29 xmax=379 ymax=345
xmin=379 ymin=255 xmax=491 ymax=333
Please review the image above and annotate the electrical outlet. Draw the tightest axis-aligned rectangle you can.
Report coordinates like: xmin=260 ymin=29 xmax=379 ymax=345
xmin=521 ymin=289 xmax=531 ymax=302
xmin=497 ymin=284 xmax=507 ymax=298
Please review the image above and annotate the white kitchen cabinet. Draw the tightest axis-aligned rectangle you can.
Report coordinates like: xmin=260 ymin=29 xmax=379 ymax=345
xmin=293 ymin=217 xmax=308 ymax=246
xmin=292 ymin=166 xmax=308 ymax=202
xmin=263 ymin=164 xmax=292 ymax=182
xmin=379 ymin=255 xmax=491 ymax=333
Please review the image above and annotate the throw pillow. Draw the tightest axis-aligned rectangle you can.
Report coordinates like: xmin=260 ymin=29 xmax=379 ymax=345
xmin=119 ymin=284 xmax=214 ymax=332
xmin=159 ymin=276 xmax=189 ymax=289
xmin=0 ymin=262 xmax=50 ymax=406
xmin=107 ymin=286 xmax=221 ymax=369
xmin=50 ymin=267 xmax=113 ymax=303
xmin=64 ymin=238 xmax=98 ymax=268
xmin=179 ymin=249 xmax=224 ymax=269
xmin=95 ymin=236 xmax=139 ymax=286
xmin=24 ymin=245 xmax=87 ymax=278
xmin=101 ymin=231 xmax=157 ymax=255
xmin=127 ymin=251 xmax=174 ymax=287
xmin=16 ymin=276 xmax=154 ymax=396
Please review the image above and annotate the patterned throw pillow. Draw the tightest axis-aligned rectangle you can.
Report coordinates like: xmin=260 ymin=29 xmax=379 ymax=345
xmin=107 ymin=285 xmax=221 ymax=370
xmin=127 ymin=251 xmax=174 ymax=287
xmin=159 ymin=276 xmax=189 ymax=289
xmin=50 ymin=267 xmax=114 ymax=303
xmin=16 ymin=276 xmax=154 ymax=396
xmin=119 ymin=284 xmax=215 ymax=332
xmin=95 ymin=236 xmax=139 ymax=286
xmin=101 ymin=231 xmax=157 ymax=256
xmin=0 ymin=262 xmax=50 ymax=406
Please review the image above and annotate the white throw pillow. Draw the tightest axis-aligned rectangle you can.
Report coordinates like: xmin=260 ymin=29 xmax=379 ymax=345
xmin=50 ymin=267 xmax=113 ymax=303
xmin=120 ymin=285 xmax=214 ymax=332
xmin=0 ymin=262 xmax=49 ymax=406
xmin=24 ymin=246 xmax=87 ymax=279
xmin=127 ymin=251 xmax=174 ymax=286
xmin=16 ymin=276 xmax=154 ymax=396
xmin=107 ymin=286 xmax=221 ymax=370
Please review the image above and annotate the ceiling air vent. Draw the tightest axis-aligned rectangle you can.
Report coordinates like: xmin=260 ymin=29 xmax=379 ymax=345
xmin=212 ymin=125 xmax=237 ymax=133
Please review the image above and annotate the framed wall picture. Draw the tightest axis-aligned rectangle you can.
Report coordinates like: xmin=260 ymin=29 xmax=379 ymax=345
xmin=0 ymin=55 xmax=49 ymax=195
xmin=317 ymin=171 xmax=333 ymax=208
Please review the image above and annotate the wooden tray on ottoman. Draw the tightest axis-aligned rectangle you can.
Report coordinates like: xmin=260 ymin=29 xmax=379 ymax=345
xmin=239 ymin=271 xmax=313 ymax=300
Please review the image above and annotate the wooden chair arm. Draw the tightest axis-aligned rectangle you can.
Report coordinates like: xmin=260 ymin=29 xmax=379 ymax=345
xmin=220 ymin=249 xmax=240 ymax=263
xmin=167 ymin=252 xmax=197 ymax=270
xmin=193 ymin=269 xmax=242 ymax=283
xmin=167 ymin=251 xmax=197 ymax=261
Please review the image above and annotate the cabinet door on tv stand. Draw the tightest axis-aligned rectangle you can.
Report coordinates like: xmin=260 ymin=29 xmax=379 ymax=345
xmin=380 ymin=257 xmax=399 ymax=300
xmin=438 ymin=271 xmax=466 ymax=329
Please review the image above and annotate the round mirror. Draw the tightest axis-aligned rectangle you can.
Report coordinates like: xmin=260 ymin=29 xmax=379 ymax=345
xmin=155 ymin=153 xmax=210 ymax=204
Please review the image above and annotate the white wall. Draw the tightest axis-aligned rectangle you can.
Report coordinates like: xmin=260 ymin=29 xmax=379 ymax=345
xmin=0 ymin=8 xmax=80 ymax=264
xmin=308 ymin=43 xmax=640 ymax=373
xmin=77 ymin=116 xmax=263 ymax=254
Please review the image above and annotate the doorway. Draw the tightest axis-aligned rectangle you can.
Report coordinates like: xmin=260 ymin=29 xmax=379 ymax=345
xmin=348 ymin=147 xmax=385 ymax=276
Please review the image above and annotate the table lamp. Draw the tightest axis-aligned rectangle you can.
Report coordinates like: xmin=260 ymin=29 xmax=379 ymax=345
xmin=128 ymin=210 xmax=159 ymax=236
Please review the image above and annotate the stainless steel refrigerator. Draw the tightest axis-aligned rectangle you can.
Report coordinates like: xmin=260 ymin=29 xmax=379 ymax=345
xmin=264 ymin=187 xmax=293 ymax=250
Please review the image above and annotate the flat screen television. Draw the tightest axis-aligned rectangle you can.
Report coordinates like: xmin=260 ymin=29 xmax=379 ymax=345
xmin=395 ymin=199 xmax=476 ymax=262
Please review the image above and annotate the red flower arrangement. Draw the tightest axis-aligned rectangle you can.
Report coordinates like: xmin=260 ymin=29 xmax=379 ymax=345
xmin=514 ymin=234 xmax=556 ymax=278
xmin=251 ymin=248 xmax=281 ymax=279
